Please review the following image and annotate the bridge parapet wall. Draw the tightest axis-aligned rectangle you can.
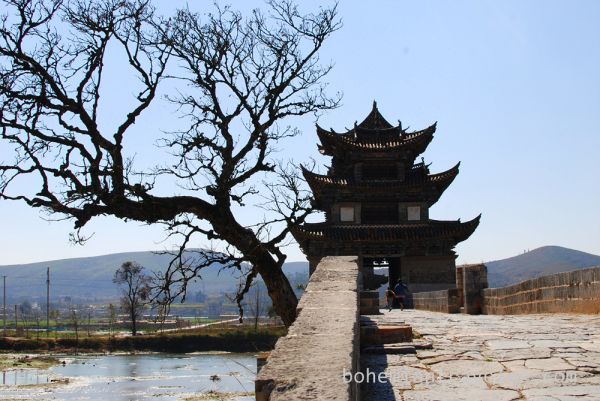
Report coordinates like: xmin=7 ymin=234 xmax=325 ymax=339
xmin=414 ymin=265 xmax=600 ymax=315
xmin=255 ymin=256 xmax=360 ymax=401
xmin=413 ymin=289 xmax=460 ymax=313
xmin=483 ymin=266 xmax=600 ymax=314
xmin=414 ymin=264 xmax=487 ymax=314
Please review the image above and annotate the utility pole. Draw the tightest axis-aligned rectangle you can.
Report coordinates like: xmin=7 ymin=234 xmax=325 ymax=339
xmin=46 ymin=267 xmax=50 ymax=336
xmin=2 ymin=276 xmax=6 ymax=336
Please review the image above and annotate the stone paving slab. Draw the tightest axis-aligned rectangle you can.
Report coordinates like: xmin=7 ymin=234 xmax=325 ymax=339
xmin=362 ymin=309 xmax=600 ymax=401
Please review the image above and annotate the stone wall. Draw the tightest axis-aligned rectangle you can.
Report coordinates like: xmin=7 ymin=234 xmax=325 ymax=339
xmin=413 ymin=263 xmax=487 ymax=314
xmin=360 ymin=290 xmax=380 ymax=315
xmin=413 ymin=288 xmax=460 ymax=313
xmin=483 ymin=266 xmax=600 ymax=315
xmin=461 ymin=264 xmax=488 ymax=314
xmin=401 ymin=255 xmax=456 ymax=293
xmin=411 ymin=265 xmax=600 ymax=316
xmin=255 ymin=256 xmax=360 ymax=401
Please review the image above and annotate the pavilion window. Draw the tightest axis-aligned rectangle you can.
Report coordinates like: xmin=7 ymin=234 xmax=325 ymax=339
xmin=407 ymin=206 xmax=421 ymax=221
xmin=340 ymin=206 xmax=355 ymax=222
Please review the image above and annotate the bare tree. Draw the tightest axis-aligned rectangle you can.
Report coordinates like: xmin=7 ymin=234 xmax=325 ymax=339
xmin=19 ymin=301 xmax=31 ymax=337
xmin=49 ymin=309 xmax=59 ymax=339
xmin=69 ymin=306 xmax=79 ymax=347
xmin=0 ymin=0 xmax=340 ymax=327
xmin=13 ymin=305 xmax=18 ymax=336
xmin=153 ymin=302 xmax=168 ymax=333
xmin=86 ymin=307 xmax=92 ymax=337
xmin=248 ymin=282 xmax=268 ymax=330
xmin=107 ymin=303 xmax=116 ymax=339
xmin=33 ymin=309 xmax=41 ymax=340
xmin=113 ymin=261 xmax=150 ymax=336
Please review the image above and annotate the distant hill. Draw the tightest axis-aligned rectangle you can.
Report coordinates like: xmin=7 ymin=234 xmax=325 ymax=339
xmin=487 ymin=246 xmax=600 ymax=288
xmin=0 ymin=251 xmax=308 ymax=303
xmin=2 ymin=246 xmax=598 ymax=301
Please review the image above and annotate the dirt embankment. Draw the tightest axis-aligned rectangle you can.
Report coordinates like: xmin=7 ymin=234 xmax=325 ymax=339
xmin=0 ymin=354 xmax=61 ymax=370
xmin=0 ymin=327 xmax=285 ymax=354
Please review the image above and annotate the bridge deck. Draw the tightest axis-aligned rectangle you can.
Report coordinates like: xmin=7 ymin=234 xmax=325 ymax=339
xmin=362 ymin=309 xmax=600 ymax=401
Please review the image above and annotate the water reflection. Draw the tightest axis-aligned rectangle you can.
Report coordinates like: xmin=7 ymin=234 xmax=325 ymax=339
xmin=0 ymin=353 xmax=256 ymax=401
xmin=2 ymin=369 xmax=50 ymax=386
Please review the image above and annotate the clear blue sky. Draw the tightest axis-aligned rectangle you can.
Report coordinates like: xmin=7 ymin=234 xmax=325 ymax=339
xmin=1 ymin=0 xmax=599 ymax=265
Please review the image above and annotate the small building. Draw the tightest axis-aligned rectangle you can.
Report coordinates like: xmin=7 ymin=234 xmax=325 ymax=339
xmin=292 ymin=103 xmax=480 ymax=292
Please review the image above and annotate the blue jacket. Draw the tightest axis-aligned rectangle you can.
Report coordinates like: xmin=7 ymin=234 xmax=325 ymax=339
xmin=394 ymin=283 xmax=408 ymax=296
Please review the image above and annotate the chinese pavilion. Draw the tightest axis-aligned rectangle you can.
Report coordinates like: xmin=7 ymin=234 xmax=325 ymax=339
xmin=292 ymin=102 xmax=480 ymax=292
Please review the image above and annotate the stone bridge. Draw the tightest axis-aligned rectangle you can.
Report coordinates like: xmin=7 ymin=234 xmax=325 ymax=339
xmin=363 ymin=310 xmax=600 ymax=401
xmin=255 ymin=257 xmax=600 ymax=401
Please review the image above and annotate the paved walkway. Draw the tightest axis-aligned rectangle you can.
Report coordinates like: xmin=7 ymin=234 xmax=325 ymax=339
xmin=362 ymin=309 xmax=600 ymax=401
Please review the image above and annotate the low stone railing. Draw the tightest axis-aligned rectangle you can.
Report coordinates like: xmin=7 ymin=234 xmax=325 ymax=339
xmin=413 ymin=264 xmax=600 ymax=316
xmin=255 ymin=256 xmax=360 ymax=401
xmin=413 ymin=288 xmax=460 ymax=313
xmin=413 ymin=264 xmax=487 ymax=314
xmin=483 ymin=266 xmax=600 ymax=314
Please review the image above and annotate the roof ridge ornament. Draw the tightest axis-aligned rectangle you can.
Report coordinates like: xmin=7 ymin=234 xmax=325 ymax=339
xmin=358 ymin=101 xmax=393 ymax=129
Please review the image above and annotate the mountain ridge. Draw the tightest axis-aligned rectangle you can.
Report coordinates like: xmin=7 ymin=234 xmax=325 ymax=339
xmin=1 ymin=245 xmax=599 ymax=301
xmin=486 ymin=245 xmax=600 ymax=287
xmin=0 ymin=250 xmax=308 ymax=302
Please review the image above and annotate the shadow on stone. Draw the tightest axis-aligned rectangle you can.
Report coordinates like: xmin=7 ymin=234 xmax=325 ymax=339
xmin=360 ymin=353 xmax=397 ymax=401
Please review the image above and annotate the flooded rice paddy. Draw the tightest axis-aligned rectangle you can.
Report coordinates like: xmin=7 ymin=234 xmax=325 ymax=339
xmin=0 ymin=353 xmax=256 ymax=400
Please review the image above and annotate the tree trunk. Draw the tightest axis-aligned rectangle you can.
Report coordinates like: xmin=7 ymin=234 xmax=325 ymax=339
xmin=250 ymin=250 xmax=298 ymax=327
xmin=131 ymin=310 xmax=137 ymax=336
xmin=214 ymin=211 xmax=299 ymax=327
